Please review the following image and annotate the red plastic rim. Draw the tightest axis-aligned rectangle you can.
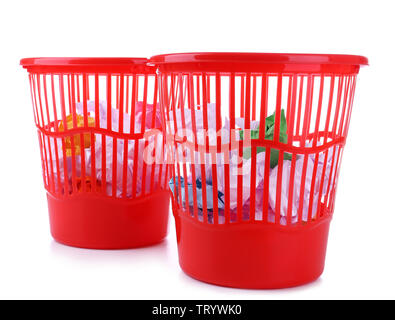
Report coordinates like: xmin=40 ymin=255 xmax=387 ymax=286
xmin=150 ymin=52 xmax=369 ymax=66
xmin=20 ymin=57 xmax=155 ymax=73
xmin=20 ymin=57 xmax=148 ymax=67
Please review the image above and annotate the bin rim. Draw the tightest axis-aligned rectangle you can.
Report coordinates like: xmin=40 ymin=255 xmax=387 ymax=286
xmin=150 ymin=52 xmax=368 ymax=66
xmin=20 ymin=57 xmax=148 ymax=67
xmin=20 ymin=57 xmax=155 ymax=73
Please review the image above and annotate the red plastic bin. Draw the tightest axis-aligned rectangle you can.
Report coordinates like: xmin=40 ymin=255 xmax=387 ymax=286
xmin=152 ymin=52 xmax=368 ymax=288
xmin=21 ymin=58 xmax=170 ymax=249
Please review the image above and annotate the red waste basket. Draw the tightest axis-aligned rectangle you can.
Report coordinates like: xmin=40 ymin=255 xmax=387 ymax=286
xmin=21 ymin=58 xmax=170 ymax=249
xmin=152 ymin=52 xmax=368 ymax=288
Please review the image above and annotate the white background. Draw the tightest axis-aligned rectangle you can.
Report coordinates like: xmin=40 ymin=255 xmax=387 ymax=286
xmin=0 ymin=0 xmax=393 ymax=299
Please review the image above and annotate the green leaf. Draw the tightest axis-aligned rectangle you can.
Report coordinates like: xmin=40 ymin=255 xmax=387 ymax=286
xmin=239 ymin=109 xmax=292 ymax=168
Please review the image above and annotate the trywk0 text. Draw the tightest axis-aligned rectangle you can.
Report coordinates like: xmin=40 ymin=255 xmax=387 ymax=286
xmin=152 ymin=304 xmax=242 ymax=317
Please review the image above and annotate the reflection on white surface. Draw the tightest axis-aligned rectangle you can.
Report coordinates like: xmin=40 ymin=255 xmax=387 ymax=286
xmin=49 ymin=238 xmax=171 ymax=265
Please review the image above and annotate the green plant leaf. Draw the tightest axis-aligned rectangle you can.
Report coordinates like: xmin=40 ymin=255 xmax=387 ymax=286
xmin=239 ymin=109 xmax=292 ymax=168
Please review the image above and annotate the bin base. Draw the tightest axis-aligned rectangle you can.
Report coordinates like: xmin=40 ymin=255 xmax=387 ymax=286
xmin=47 ymin=191 xmax=170 ymax=249
xmin=175 ymin=213 xmax=331 ymax=289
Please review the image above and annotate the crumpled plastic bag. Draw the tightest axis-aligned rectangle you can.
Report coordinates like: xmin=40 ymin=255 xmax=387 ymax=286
xmin=167 ymin=102 xmax=339 ymax=224
xmin=268 ymin=145 xmax=339 ymax=221
xmin=48 ymin=100 xmax=163 ymax=197
xmin=192 ymin=114 xmax=269 ymax=210
xmin=75 ymin=100 xmax=161 ymax=133
xmin=169 ymin=176 xmax=225 ymax=210
xmin=170 ymin=105 xmax=272 ymax=211
xmin=168 ymin=103 xmax=218 ymax=137
xmin=215 ymin=151 xmax=267 ymax=210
